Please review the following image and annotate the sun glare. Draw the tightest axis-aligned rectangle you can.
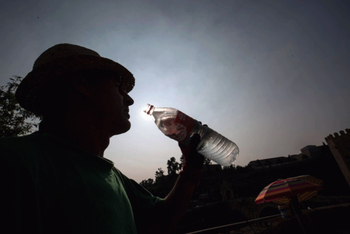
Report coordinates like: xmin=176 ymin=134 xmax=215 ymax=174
xmin=140 ymin=105 xmax=153 ymax=121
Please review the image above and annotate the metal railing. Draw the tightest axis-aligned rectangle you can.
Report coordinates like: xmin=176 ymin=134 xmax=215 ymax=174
xmin=185 ymin=214 xmax=281 ymax=234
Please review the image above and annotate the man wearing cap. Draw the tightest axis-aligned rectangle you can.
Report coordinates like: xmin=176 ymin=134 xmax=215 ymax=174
xmin=0 ymin=44 xmax=204 ymax=234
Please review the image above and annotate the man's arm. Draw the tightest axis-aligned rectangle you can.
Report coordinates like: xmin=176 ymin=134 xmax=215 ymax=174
xmin=149 ymin=135 xmax=204 ymax=234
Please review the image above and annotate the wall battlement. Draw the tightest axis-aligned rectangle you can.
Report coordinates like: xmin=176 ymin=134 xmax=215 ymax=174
xmin=325 ymin=128 xmax=350 ymax=187
xmin=325 ymin=128 xmax=350 ymax=140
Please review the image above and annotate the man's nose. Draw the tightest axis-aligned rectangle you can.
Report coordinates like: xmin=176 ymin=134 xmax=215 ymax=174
xmin=124 ymin=92 xmax=134 ymax=106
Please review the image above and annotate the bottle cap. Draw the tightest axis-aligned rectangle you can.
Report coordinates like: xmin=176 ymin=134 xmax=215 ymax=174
xmin=143 ymin=103 xmax=154 ymax=115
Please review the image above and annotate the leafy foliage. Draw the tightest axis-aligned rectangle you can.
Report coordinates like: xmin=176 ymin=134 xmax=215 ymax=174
xmin=179 ymin=155 xmax=211 ymax=170
xmin=204 ymin=157 xmax=211 ymax=165
xmin=139 ymin=178 xmax=154 ymax=187
xmin=155 ymin=167 xmax=165 ymax=182
xmin=167 ymin=157 xmax=180 ymax=175
xmin=0 ymin=76 xmax=41 ymax=137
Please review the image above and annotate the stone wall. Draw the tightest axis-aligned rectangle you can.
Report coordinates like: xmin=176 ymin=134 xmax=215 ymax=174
xmin=325 ymin=128 xmax=350 ymax=187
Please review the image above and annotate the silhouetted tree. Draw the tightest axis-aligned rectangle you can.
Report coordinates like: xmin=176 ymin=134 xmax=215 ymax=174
xmin=204 ymin=157 xmax=211 ymax=165
xmin=0 ymin=76 xmax=40 ymax=137
xmin=140 ymin=178 xmax=154 ymax=187
xmin=179 ymin=155 xmax=211 ymax=170
xmin=155 ymin=168 xmax=165 ymax=183
xmin=180 ymin=155 xmax=185 ymax=169
xmin=223 ymin=164 xmax=235 ymax=171
xmin=167 ymin=157 xmax=180 ymax=175
xmin=236 ymin=165 xmax=244 ymax=173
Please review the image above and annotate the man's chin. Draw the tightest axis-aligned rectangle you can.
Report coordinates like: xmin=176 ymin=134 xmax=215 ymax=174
xmin=111 ymin=122 xmax=131 ymax=136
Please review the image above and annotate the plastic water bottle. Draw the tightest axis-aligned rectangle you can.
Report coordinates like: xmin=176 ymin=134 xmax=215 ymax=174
xmin=143 ymin=104 xmax=239 ymax=166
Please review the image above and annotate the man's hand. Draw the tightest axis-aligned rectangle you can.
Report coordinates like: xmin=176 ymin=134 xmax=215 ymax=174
xmin=179 ymin=134 xmax=205 ymax=170
xmin=178 ymin=134 xmax=204 ymax=186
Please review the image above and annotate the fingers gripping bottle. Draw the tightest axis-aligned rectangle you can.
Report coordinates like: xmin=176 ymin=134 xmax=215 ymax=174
xmin=144 ymin=104 xmax=239 ymax=166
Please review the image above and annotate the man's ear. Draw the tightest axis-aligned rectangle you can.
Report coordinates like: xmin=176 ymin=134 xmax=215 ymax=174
xmin=72 ymin=76 xmax=91 ymax=97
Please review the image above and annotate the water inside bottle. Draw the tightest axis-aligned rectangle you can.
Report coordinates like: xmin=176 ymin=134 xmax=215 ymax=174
xmin=197 ymin=130 xmax=239 ymax=166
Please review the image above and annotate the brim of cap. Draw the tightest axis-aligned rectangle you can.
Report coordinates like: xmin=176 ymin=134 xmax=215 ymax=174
xmin=16 ymin=55 xmax=135 ymax=114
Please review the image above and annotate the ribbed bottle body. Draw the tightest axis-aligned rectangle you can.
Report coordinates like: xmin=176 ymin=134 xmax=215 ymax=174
xmin=194 ymin=122 xmax=239 ymax=166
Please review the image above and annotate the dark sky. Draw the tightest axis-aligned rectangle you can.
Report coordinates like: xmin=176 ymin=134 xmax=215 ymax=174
xmin=1 ymin=0 xmax=349 ymax=182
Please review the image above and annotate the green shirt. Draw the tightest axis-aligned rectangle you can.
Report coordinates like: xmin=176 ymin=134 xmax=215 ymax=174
xmin=0 ymin=132 xmax=163 ymax=234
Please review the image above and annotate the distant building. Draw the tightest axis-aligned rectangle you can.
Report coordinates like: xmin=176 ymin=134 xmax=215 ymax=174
xmin=325 ymin=128 xmax=350 ymax=187
xmin=221 ymin=181 xmax=234 ymax=201
xmin=248 ymin=156 xmax=289 ymax=168
xmin=248 ymin=144 xmax=333 ymax=168
xmin=288 ymin=154 xmax=304 ymax=161
xmin=300 ymin=145 xmax=316 ymax=158
xmin=299 ymin=144 xmax=332 ymax=159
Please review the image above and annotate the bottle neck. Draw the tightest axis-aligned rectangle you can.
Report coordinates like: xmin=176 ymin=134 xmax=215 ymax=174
xmin=144 ymin=104 xmax=154 ymax=115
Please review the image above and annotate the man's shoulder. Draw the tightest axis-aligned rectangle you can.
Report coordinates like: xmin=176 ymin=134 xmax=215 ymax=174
xmin=0 ymin=132 xmax=44 ymax=149
xmin=0 ymin=133 xmax=51 ymax=163
xmin=0 ymin=133 xmax=72 ymax=178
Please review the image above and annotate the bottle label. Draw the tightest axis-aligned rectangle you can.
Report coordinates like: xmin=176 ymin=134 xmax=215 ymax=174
xmin=171 ymin=111 xmax=195 ymax=142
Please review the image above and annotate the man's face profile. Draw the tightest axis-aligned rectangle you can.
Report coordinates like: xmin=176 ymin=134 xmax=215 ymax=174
xmin=83 ymin=74 xmax=134 ymax=137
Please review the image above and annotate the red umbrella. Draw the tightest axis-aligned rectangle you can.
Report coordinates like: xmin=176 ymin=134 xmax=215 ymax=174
xmin=255 ymin=175 xmax=323 ymax=234
xmin=255 ymin=175 xmax=323 ymax=204
xmin=273 ymin=175 xmax=323 ymax=204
